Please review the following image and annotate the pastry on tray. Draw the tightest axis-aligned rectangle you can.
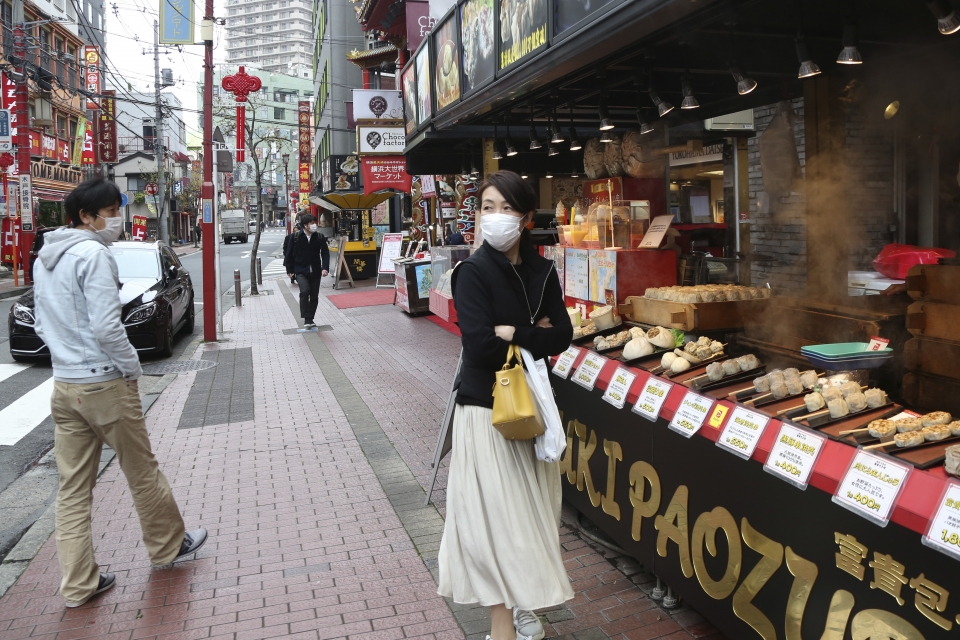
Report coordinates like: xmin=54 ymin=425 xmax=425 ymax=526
xmin=867 ymin=419 xmax=897 ymax=439
xmin=895 ymin=418 xmax=923 ymax=433
xmin=921 ymin=411 xmax=952 ymax=427
xmin=895 ymin=431 xmax=924 ymax=448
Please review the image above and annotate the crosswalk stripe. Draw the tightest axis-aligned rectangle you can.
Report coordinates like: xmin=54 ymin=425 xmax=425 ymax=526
xmin=0 ymin=363 xmax=31 ymax=384
xmin=0 ymin=377 xmax=55 ymax=447
xmin=261 ymin=258 xmax=288 ymax=279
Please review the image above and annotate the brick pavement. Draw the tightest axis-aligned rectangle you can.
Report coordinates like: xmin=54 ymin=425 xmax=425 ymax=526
xmin=0 ymin=276 xmax=724 ymax=640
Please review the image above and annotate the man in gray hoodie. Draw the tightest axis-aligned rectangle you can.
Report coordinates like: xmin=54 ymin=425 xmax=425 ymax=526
xmin=33 ymin=178 xmax=206 ymax=608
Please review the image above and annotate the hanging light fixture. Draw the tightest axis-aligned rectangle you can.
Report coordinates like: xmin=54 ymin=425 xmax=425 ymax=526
xmin=551 ymin=116 xmax=564 ymax=144
xmin=520 ymin=171 xmax=529 ymax=179
xmin=492 ymin=124 xmax=503 ymax=160
xmin=837 ymin=23 xmax=863 ymax=63
xmin=728 ymin=63 xmax=757 ymax=95
xmin=927 ymin=0 xmax=960 ymax=34
xmin=636 ymin=110 xmax=655 ymax=135
xmin=505 ymin=125 xmax=518 ymax=157
xmin=647 ymin=73 xmax=674 ymax=118
xmin=569 ymin=128 xmax=582 ymax=151
xmin=598 ymin=91 xmax=614 ymax=131
xmin=547 ymin=143 xmax=559 ymax=156
xmin=545 ymin=172 xmax=554 ymax=179
xmin=681 ymin=76 xmax=699 ymax=109
xmin=571 ymin=166 xmax=579 ymax=178
xmin=795 ymin=35 xmax=821 ymax=78
xmin=528 ymin=124 xmax=542 ymax=150
xmin=600 ymin=130 xmax=613 ymax=143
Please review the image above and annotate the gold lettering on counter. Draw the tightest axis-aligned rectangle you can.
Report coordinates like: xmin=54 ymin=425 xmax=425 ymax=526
xmin=601 ymin=440 xmax=622 ymax=521
xmin=628 ymin=461 xmax=661 ymax=541
xmin=909 ymin=574 xmax=953 ymax=630
xmin=850 ymin=610 xmax=923 ymax=639
xmin=574 ymin=420 xmax=600 ymax=507
xmin=655 ymin=485 xmax=693 ymax=578
xmin=784 ymin=547 xmax=818 ymax=640
xmin=869 ymin=553 xmax=909 ymax=605
xmin=691 ymin=507 xmax=741 ymax=601
xmin=835 ymin=533 xmax=868 ymax=581
xmin=733 ymin=519 xmax=783 ymax=640
xmin=820 ymin=590 xmax=856 ymax=640
xmin=559 ymin=420 xmax=575 ymax=483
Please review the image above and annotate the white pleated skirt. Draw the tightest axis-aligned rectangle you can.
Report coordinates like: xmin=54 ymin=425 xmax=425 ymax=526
xmin=437 ymin=404 xmax=574 ymax=611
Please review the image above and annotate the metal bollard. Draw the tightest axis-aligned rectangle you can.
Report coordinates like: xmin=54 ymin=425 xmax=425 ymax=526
xmin=650 ymin=575 xmax=666 ymax=601
xmin=256 ymin=257 xmax=262 ymax=285
xmin=234 ymin=269 xmax=242 ymax=307
xmin=661 ymin=586 xmax=680 ymax=609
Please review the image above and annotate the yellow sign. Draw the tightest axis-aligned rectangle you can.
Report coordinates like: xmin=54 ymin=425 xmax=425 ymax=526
xmin=708 ymin=404 xmax=729 ymax=429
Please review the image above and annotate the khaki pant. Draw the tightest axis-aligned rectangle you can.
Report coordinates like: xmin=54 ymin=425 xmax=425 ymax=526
xmin=51 ymin=377 xmax=185 ymax=605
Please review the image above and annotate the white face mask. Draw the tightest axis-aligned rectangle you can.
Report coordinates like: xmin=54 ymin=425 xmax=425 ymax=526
xmin=96 ymin=216 xmax=124 ymax=243
xmin=307 ymin=223 xmax=318 ymax=233
xmin=482 ymin=213 xmax=523 ymax=252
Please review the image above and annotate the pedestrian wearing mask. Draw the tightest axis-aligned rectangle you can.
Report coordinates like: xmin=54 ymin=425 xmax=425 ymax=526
xmin=284 ymin=213 xmax=329 ymax=328
xmin=33 ymin=178 xmax=206 ymax=608
xmin=438 ymin=171 xmax=573 ymax=640
xmin=283 ymin=223 xmax=301 ymax=285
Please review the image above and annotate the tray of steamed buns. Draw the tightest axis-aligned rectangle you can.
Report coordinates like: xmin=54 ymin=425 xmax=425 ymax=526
xmin=720 ymin=368 xmax=822 ymax=406
xmin=777 ymin=379 xmax=895 ymax=429
xmin=843 ymin=413 xmax=960 ymax=469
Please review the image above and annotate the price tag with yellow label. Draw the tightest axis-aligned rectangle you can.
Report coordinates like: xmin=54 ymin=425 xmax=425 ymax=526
xmin=763 ymin=422 xmax=826 ymax=490
xmin=601 ymin=367 xmax=637 ymax=410
xmin=571 ymin=352 xmax=608 ymax=391
xmin=707 ymin=404 xmax=728 ymax=429
xmin=717 ymin=405 xmax=770 ymax=460
xmin=668 ymin=390 xmax=714 ymax=438
xmin=922 ymin=482 xmax=960 ymax=561
xmin=832 ymin=450 xmax=911 ymax=526
xmin=551 ymin=347 xmax=582 ymax=379
xmin=631 ymin=377 xmax=672 ymax=422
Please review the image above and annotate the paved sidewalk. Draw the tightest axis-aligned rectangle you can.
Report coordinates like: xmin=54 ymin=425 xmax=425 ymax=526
xmin=0 ymin=277 xmax=724 ymax=640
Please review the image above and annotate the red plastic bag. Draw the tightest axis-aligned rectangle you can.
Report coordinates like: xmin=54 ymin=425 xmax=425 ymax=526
xmin=872 ymin=244 xmax=956 ymax=280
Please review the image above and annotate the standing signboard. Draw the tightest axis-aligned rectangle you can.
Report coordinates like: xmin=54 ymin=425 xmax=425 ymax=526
xmin=18 ymin=175 xmax=32 ymax=231
xmin=132 ymin=215 xmax=147 ymax=240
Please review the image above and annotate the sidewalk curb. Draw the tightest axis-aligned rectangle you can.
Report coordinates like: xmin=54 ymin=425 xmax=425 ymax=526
xmin=0 ymin=286 xmax=30 ymax=300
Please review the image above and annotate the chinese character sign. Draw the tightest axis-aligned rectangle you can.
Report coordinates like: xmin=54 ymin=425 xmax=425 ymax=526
xmin=84 ymin=46 xmax=100 ymax=111
xmin=298 ymin=101 xmax=311 ymax=165
xmin=159 ymin=0 xmax=194 ymax=44
xmin=98 ymin=90 xmax=117 ymax=163
xmin=81 ymin=119 xmax=96 ymax=165
xmin=298 ymin=161 xmax=311 ymax=195
xmin=361 ymin=157 xmax=411 ymax=194
xmin=132 ymin=215 xmax=147 ymax=241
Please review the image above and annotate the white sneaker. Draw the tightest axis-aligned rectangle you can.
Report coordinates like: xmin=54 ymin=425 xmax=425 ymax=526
xmin=304 ymin=322 xmax=315 ymax=329
xmin=513 ymin=609 xmax=545 ymax=640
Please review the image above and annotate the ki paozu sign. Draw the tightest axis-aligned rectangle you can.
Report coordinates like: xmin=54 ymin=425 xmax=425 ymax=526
xmin=159 ymin=0 xmax=194 ymax=44
xmin=557 ymin=406 xmax=960 ymax=640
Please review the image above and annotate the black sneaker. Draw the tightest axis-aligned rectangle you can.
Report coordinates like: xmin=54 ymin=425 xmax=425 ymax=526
xmin=152 ymin=528 xmax=207 ymax=568
xmin=64 ymin=572 xmax=115 ymax=608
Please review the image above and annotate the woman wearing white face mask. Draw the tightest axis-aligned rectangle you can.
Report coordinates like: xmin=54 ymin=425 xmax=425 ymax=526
xmin=438 ymin=171 xmax=573 ymax=640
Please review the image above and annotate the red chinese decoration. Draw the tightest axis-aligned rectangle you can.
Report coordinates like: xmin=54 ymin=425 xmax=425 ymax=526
xmin=220 ymin=66 xmax=262 ymax=162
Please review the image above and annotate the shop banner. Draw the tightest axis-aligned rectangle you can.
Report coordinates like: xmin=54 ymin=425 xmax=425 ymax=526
xmin=72 ymin=116 xmax=86 ymax=166
xmin=357 ymin=124 xmax=406 ymax=155
xmin=159 ymin=0 xmax=194 ymax=44
xmin=406 ymin=1 xmax=434 ymax=51
xmin=361 ymin=157 xmax=411 ymax=194
xmin=84 ymin=46 xmax=101 ymax=111
xmin=81 ymin=119 xmax=96 ymax=165
xmin=18 ymin=174 xmax=32 ymax=231
xmin=433 ymin=13 xmax=460 ymax=111
xmin=323 ymin=155 xmax=361 ymax=192
xmin=298 ymin=161 xmax=311 ymax=195
xmin=420 ymin=175 xmax=436 ymax=198
xmin=297 ymin=101 xmax=310 ymax=165
xmin=554 ymin=0 xmax=615 ymax=36
xmin=27 ymin=130 xmax=40 ymax=157
xmin=460 ymin=0 xmax=495 ymax=94
xmin=1 ymin=73 xmax=19 ymax=149
xmin=41 ymin=134 xmax=56 ymax=160
xmin=56 ymin=138 xmax=69 ymax=164
xmin=352 ymin=89 xmax=404 ymax=121
xmin=1 ymin=216 xmax=20 ymax=262
xmin=455 ymin=175 xmax=478 ymax=244
xmin=401 ymin=63 xmax=418 ymax=135
xmin=498 ymin=0 xmax=547 ymax=70
xmin=98 ymin=90 xmax=117 ymax=163
xmin=132 ymin=214 xmax=147 ymax=241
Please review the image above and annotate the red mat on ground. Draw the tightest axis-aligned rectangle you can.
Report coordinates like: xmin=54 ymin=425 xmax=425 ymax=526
xmin=328 ymin=288 xmax=396 ymax=309
xmin=425 ymin=314 xmax=461 ymax=336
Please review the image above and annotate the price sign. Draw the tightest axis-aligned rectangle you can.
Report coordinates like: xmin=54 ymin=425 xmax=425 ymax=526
xmin=866 ymin=335 xmax=890 ymax=351
xmin=717 ymin=406 xmax=770 ymax=459
xmin=763 ymin=422 xmax=826 ymax=489
xmin=602 ymin=367 xmax=637 ymax=410
xmin=552 ymin=347 xmax=582 ymax=379
xmin=832 ymin=450 xmax=911 ymax=526
xmin=632 ymin=377 xmax=672 ymax=422
xmin=572 ymin=352 xmax=608 ymax=391
xmin=922 ymin=482 xmax=960 ymax=561
xmin=668 ymin=390 xmax=713 ymax=438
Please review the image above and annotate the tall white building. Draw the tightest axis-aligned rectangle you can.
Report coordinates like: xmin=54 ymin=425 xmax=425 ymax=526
xmin=224 ymin=0 xmax=314 ymax=76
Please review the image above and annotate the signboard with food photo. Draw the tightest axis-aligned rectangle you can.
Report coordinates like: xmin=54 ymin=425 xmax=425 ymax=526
xmin=498 ymin=0 xmax=548 ymax=71
xmin=401 ymin=62 xmax=418 ymax=135
xmin=433 ymin=12 xmax=461 ymax=112
xmin=460 ymin=0 xmax=495 ymax=96
xmin=415 ymin=43 xmax=432 ymax=124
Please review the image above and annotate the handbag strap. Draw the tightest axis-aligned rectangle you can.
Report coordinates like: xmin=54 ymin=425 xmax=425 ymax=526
xmin=501 ymin=344 xmax=522 ymax=370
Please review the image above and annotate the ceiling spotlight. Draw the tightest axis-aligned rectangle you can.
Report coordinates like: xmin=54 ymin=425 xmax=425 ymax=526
xmin=728 ymin=64 xmax=757 ymax=95
xmin=884 ymin=100 xmax=900 ymax=119
xmin=568 ymin=128 xmax=582 ymax=151
xmin=795 ymin=37 xmax=821 ymax=78
xmin=837 ymin=24 xmax=863 ymax=64
xmin=600 ymin=130 xmax=613 ymax=143
xmin=571 ymin=168 xmax=579 ymax=178
xmin=680 ymin=78 xmax=699 ymax=109
xmin=927 ymin=0 xmax=960 ymax=34
xmin=649 ymin=90 xmax=674 ymax=117
xmin=636 ymin=109 xmax=655 ymax=135
xmin=492 ymin=125 xmax=503 ymax=160
xmin=551 ymin=126 xmax=564 ymax=144
xmin=505 ymin=127 xmax=518 ymax=156
xmin=520 ymin=172 xmax=529 ymax=179
xmin=547 ymin=144 xmax=559 ymax=156
xmin=598 ymin=96 xmax=614 ymax=131
xmin=528 ymin=125 xmax=542 ymax=150
xmin=545 ymin=172 xmax=554 ymax=179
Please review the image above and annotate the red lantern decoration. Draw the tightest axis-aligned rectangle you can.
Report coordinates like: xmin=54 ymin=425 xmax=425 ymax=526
xmin=220 ymin=66 xmax=262 ymax=162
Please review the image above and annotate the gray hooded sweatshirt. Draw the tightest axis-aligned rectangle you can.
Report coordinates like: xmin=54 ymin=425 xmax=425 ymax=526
xmin=33 ymin=228 xmax=142 ymax=383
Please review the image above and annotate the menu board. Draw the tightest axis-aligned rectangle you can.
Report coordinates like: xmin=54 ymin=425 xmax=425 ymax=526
xmin=589 ymin=249 xmax=617 ymax=304
xmin=433 ymin=14 xmax=461 ymax=111
xmin=554 ymin=0 xmax=616 ymax=36
xmin=460 ymin=0 xmax=495 ymax=95
xmin=564 ymin=248 xmax=589 ymax=300
xmin=415 ymin=44 xmax=432 ymax=124
xmin=402 ymin=63 xmax=417 ymax=135
xmin=498 ymin=0 xmax=547 ymax=70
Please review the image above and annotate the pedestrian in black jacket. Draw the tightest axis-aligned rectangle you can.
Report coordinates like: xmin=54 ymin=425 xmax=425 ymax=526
xmin=282 ymin=223 xmax=301 ymax=284
xmin=283 ymin=214 xmax=329 ymax=328
xmin=438 ymin=171 xmax=573 ymax=640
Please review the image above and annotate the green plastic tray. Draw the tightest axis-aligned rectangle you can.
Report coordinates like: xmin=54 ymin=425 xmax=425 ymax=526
xmin=800 ymin=342 xmax=894 ymax=358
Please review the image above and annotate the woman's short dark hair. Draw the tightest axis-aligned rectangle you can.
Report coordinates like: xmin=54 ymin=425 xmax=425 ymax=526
xmin=65 ymin=178 xmax=122 ymax=227
xmin=478 ymin=171 xmax=537 ymax=215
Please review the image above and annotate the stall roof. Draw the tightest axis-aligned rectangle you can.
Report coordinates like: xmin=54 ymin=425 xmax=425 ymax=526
xmin=314 ymin=191 xmax=395 ymax=210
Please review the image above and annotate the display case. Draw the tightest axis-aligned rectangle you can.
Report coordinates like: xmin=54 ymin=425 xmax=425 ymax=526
xmin=428 ymin=246 xmax=474 ymax=321
xmin=394 ymin=258 xmax=433 ymax=315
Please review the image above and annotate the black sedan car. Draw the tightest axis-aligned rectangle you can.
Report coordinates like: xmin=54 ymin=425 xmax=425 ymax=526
xmin=8 ymin=241 xmax=194 ymax=361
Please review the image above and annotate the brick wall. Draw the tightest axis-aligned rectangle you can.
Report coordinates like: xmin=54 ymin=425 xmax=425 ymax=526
xmin=843 ymin=107 xmax=895 ymax=270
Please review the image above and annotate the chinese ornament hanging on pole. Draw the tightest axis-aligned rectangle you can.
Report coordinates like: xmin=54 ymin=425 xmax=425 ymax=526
xmin=220 ymin=66 xmax=262 ymax=162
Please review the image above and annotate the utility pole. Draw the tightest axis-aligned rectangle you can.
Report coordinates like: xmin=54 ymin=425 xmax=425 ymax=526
xmin=12 ymin=0 xmax=32 ymax=283
xmin=153 ymin=19 xmax=168 ymax=244
xmin=201 ymin=7 xmax=216 ymax=341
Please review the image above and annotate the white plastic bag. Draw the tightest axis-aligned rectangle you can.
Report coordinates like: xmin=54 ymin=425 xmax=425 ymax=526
xmin=520 ymin=347 xmax=567 ymax=463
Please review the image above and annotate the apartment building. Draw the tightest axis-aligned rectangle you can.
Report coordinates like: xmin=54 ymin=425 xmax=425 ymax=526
xmin=225 ymin=0 xmax=314 ymax=76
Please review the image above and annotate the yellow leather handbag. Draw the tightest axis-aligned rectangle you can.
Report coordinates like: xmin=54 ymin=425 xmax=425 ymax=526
xmin=491 ymin=345 xmax=545 ymax=440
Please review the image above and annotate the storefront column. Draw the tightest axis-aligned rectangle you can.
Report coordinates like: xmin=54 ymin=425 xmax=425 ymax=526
xmin=482 ymin=138 xmax=498 ymax=176
xmin=804 ymin=75 xmax=851 ymax=301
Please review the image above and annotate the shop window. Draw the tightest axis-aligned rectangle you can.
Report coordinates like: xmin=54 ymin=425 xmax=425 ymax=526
xmin=274 ymin=107 xmax=285 ymax=119
xmin=56 ymin=114 xmax=66 ymax=137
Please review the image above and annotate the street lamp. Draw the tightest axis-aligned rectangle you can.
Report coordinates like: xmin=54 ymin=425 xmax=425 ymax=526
xmin=282 ymin=152 xmax=291 ymax=233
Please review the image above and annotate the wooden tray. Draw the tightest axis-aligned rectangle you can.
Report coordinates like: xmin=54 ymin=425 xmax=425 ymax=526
xmin=621 ymin=296 xmax=770 ymax=332
xmin=572 ymin=321 xmax=624 ymax=346
xmin=687 ymin=365 xmax=766 ymax=392
xmin=782 ymin=402 xmax=897 ymax=432
xmin=857 ymin=434 xmax=960 ymax=470
xmin=648 ymin=352 xmax=728 ymax=378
